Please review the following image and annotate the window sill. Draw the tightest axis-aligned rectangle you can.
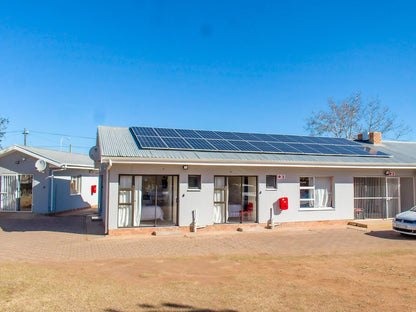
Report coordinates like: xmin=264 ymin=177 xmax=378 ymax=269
xmin=299 ymin=207 xmax=335 ymax=211
xmin=265 ymin=188 xmax=277 ymax=191
xmin=187 ymin=188 xmax=201 ymax=192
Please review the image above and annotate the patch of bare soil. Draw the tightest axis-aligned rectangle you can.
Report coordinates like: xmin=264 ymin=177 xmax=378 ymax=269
xmin=2 ymin=250 xmax=414 ymax=312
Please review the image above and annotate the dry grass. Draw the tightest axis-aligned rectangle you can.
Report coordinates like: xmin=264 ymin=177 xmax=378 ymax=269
xmin=1 ymin=249 xmax=415 ymax=312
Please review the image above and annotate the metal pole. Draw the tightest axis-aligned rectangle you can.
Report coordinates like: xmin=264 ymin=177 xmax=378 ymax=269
xmin=23 ymin=128 xmax=29 ymax=146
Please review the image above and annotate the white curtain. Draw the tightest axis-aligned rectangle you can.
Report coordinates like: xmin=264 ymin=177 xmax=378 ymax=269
xmin=133 ymin=176 xmax=142 ymax=227
xmin=214 ymin=177 xmax=226 ymax=223
xmin=213 ymin=204 xmax=224 ymax=223
xmin=118 ymin=205 xmax=130 ymax=227
xmin=315 ymin=177 xmax=332 ymax=208
xmin=118 ymin=176 xmax=132 ymax=227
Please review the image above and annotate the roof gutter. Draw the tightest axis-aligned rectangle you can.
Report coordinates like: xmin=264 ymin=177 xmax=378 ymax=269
xmin=99 ymin=157 xmax=416 ymax=170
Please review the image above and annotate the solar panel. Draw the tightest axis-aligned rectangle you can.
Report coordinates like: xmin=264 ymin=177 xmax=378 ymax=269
xmin=290 ymin=143 xmax=321 ymax=154
xmin=269 ymin=143 xmax=302 ymax=153
xmin=154 ymin=128 xmax=181 ymax=138
xmin=215 ymin=131 xmax=243 ymax=140
xmin=186 ymin=138 xmax=216 ymax=150
xmin=176 ymin=129 xmax=202 ymax=138
xmin=136 ymin=135 xmax=167 ymax=148
xmin=248 ymin=141 xmax=280 ymax=152
xmin=229 ymin=140 xmax=260 ymax=151
xmin=129 ymin=127 xmax=390 ymax=157
xmin=233 ymin=132 xmax=263 ymax=141
xmin=131 ymin=127 xmax=158 ymax=137
xmin=162 ymin=137 xmax=192 ymax=149
xmin=206 ymin=139 xmax=240 ymax=151
xmin=196 ymin=130 xmax=222 ymax=139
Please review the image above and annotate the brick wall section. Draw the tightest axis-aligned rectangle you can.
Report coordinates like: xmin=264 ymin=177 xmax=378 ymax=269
xmin=369 ymin=132 xmax=382 ymax=144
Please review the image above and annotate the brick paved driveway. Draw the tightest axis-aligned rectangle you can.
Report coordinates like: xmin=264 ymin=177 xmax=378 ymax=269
xmin=1 ymin=212 xmax=415 ymax=262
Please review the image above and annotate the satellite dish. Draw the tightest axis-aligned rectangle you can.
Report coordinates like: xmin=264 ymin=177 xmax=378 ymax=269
xmin=89 ymin=146 xmax=100 ymax=161
xmin=35 ymin=159 xmax=48 ymax=172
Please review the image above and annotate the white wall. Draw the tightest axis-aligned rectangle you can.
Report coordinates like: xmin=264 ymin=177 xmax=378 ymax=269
xmin=53 ymin=170 xmax=99 ymax=212
xmin=106 ymin=163 xmax=416 ymax=230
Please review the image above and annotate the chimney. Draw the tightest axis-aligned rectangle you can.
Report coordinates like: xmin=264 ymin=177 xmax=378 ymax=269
xmin=369 ymin=132 xmax=382 ymax=145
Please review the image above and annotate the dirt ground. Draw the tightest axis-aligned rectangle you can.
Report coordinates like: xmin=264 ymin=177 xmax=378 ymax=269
xmin=1 ymin=227 xmax=416 ymax=311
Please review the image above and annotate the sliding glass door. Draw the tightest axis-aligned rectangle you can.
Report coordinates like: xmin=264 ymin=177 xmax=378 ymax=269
xmin=118 ymin=175 xmax=178 ymax=228
xmin=214 ymin=176 xmax=257 ymax=224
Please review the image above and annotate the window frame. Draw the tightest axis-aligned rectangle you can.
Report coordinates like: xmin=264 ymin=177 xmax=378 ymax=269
xmin=299 ymin=176 xmax=334 ymax=210
xmin=187 ymin=175 xmax=201 ymax=191
xmin=266 ymin=175 xmax=277 ymax=190
xmin=70 ymin=175 xmax=82 ymax=195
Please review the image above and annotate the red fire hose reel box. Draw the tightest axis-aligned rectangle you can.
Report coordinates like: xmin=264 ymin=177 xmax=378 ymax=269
xmin=91 ymin=185 xmax=97 ymax=195
xmin=279 ymin=197 xmax=288 ymax=210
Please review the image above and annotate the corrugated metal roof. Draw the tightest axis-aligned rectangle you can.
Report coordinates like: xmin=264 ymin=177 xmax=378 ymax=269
xmin=97 ymin=126 xmax=416 ymax=167
xmin=0 ymin=145 xmax=95 ymax=168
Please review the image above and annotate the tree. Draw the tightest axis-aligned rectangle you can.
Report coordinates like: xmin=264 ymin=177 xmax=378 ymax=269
xmin=0 ymin=117 xmax=8 ymax=148
xmin=305 ymin=92 xmax=410 ymax=140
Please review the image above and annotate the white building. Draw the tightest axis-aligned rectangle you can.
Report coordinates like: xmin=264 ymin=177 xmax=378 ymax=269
xmin=94 ymin=126 xmax=416 ymax=234
xmin=0 ymin=145 xmax=98 ymax=214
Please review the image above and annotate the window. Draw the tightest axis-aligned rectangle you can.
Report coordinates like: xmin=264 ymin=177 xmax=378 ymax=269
xmin=299 ymin=177 xmax=333 ymax=209
xmin=188 ymin=175 xmax=201 ymax=190
xmin=266 ymin=175 xmax=277 ymax=189
xmin=70 ymin=176 xmax=82 ymax=195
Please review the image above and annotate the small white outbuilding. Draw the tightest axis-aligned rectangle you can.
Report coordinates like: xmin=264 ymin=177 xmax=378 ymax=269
xmin=0 ymin=145 xmax=98 ymax=214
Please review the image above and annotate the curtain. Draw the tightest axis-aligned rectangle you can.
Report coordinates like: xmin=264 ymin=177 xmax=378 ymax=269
xmin=118 ymin=176 xmax=132 ymax=227
xmin=315 ymin=177 xmax=332 ymax=208
xmin=214 ymin=177 xmax=225 ymax=223
xmin=133 ymin=176 xmax=142 ymax=227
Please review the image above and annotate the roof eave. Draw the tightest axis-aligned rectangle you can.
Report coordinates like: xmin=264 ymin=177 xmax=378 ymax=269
xmin=99 ymin=156 xmax=416 ymax=170
xmin=0 ymin=145 xmax=63 ymax=167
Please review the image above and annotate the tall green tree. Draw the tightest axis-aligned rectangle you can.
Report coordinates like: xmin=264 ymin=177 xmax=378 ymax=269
xmin=305 ymin=92 xmax=410 ymax=140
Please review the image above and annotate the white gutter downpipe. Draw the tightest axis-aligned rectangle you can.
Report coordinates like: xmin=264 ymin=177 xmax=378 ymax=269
xmin=104 ymin=159 xmax=112 ymax=234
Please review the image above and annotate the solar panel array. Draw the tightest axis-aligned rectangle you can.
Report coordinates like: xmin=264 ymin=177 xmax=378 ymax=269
xmin=129 ymin=127 xmax=390 ymax=157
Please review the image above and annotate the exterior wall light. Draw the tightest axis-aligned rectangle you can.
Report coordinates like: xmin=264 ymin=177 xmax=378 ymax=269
xmin=183 ymin=165 xmax=189 ymax=170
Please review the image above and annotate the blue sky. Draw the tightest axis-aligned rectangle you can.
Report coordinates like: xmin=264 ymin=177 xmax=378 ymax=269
xmin=1 ymin=1 xmax=416 ymax=153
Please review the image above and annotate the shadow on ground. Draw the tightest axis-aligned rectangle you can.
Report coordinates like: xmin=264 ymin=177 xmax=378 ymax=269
xmin=0 ymin=210 xmax=104 ymax=235
xmin=365 ymin=230 xmax=416 ymax=240
xmin=104 ymin=303 xmax=238 ymax=312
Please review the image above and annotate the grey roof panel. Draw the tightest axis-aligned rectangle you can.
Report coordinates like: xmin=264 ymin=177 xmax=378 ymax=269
xmin=0 ymin=145 xmax=95 ymax=168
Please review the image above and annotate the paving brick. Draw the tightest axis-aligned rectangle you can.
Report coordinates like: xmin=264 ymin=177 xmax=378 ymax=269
xmin=0 ymin=212 xmax=415 ymax=262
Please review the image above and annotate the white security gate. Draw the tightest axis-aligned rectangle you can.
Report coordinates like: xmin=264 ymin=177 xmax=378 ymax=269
xmin=0 ymin=175 xmax=33 ymax=212
xmin=0 ymin=175 xmax=18 ymax=211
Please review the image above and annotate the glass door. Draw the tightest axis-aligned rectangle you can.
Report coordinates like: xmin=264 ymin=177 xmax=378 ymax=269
xmin=214 ymin=176 xmax=227 ymax=223
xmin=118 ymin=175 xmax=178 ymax=228
xmin=214 ymin=176 xmax=257 ymax=224
xmin=386 ymin=177 xmax=400 ymax=218
xmin=141 ymin=175 xmax=178 ymax=227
